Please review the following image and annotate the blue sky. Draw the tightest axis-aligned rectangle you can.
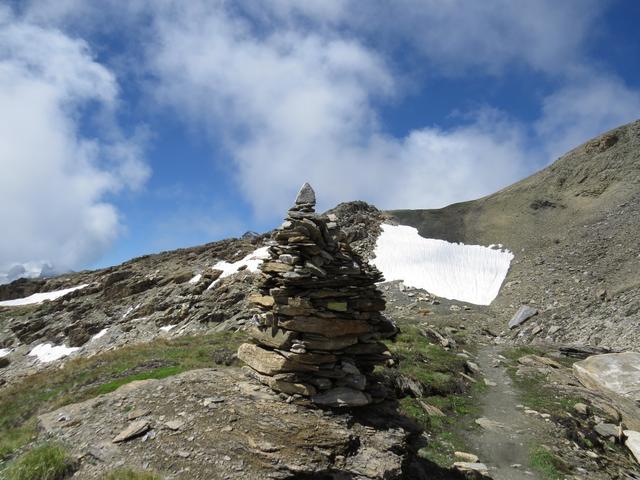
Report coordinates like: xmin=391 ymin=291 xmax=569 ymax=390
xmin=1 ymin=0 xmax=639 ymax=277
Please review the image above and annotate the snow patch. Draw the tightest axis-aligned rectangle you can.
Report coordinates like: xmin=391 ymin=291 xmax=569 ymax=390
xmin=371 ymin=224 xmax=513 ymax=305
xmin=160 ymin=325 xmax=176 ymax=332
xmin=208 ymin=246 xmax=271 ymax=289
xmin=189 ymin=273 xmax=202 ymax=284
xmin=91 ymin=328 xmax=108 ymax=341
xmin=28 ymin=343 xmax=80 ymax=363
xmin=0 ymin=284 xmax=89 ymax=307
xmin=0 ymin=348 xmax=11 ymax=358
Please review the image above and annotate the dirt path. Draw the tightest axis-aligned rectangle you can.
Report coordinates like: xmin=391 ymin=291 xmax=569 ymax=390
xmin=464 ymin=344 xmax=543 ymax=480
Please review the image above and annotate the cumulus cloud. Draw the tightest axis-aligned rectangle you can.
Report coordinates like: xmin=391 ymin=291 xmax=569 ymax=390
xmin=349 ymin=0 xmax=605 ymax=75
xmin=139 ymin=2 xmax=536 ymax=216
xmin=536 ymin=73 xmax=640 ymax=160
xmin=0 ymin=8 xmax=149 ymax=277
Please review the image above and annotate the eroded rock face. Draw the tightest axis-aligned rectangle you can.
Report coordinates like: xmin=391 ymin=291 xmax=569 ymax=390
xmin=237 ymin=183 xmax=397 ymax=406
xmin=37 ymin=368 xmax=409 ymax=479
xmin=573 ymin=352 xmax=640 ymax=402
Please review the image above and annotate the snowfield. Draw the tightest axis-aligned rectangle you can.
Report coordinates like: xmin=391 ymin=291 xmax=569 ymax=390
xmin=0 ymin=284 xmax=89 ymax=307
xmin=28 ymin=343 xmax=80 ymax=363
xmin=371 ymin=224 xmax=513 ymax=305
xmin=208 ymin=246 xmax=271 ymax=289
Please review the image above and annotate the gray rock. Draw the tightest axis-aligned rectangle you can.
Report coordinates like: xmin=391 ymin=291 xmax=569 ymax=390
xmin=573 ymin=352 xmax=640 ymax=402
xmin=295 ymin=182 xmax=316 ymax=206
xmin=594 ymin=422 xmax=618 ymax=438
xmin=453 ymin=461 xmax=489 ymax=476
xmin=165 ymin=419 xmax=185 ymax=431
xmin=624 ymin=430 xmax=640 ymax=464
xmin=573 ymin=402 xmax=589 ymax=415
xmin=508 ymin=305 xmax=538 ymax=329
xmin=112 ymin=420 xmax=150 ymax=443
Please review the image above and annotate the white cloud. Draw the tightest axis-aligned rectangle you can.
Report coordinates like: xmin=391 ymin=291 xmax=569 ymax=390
xmin=141 ymin=2 xmax=534 ymax=216
xmin=536 ymin=73 xmax=640 ymax=160
xmin=348 ymin=0 xmax=605 ymax=75
xmin=0 ymin=8 xmax=149 ymax=278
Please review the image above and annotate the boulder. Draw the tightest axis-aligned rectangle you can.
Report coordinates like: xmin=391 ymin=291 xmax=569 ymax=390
xmin=508 ymin=305 xmax=538 ymax=329
xmin=624 ymin=430 xmax=640 ymax=464
xmin=573 ymin=352 xmax=640 ymax=401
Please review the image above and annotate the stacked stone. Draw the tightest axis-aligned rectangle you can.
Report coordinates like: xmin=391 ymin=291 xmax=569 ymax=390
xmin=237 ymin=183 xmax=397 ymax=407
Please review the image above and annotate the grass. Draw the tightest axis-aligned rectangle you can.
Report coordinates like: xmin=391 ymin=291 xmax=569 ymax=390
xmin=382 ymin=325 xmax=484 ymax=468
xmin=101 ymin=468 xmax=161 ymax=480
xmin=94 ymin=365 xmax=185 ymax=395
xmin=387 ymin=325 xmax=467 ymax=396
xmin=1 ymin=442 xmax=75 ymax=480
xmin=529 ymin=446 xmax=565 ymax=480
xmin=501 ymin=347 xmax=582 ymax=417
xmin=0 ymin=332 xmax=246 ymax=461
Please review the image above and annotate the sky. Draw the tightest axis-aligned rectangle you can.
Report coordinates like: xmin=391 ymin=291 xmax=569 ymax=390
xmin=1 ymin=0 xmax=639 ymax=278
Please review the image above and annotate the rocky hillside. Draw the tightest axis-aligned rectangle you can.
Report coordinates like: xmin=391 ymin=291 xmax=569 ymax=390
xmin=389 ymin=120 xmax=640 ymax=350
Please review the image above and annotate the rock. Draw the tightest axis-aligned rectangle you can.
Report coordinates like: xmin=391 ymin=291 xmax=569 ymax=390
xmin=165 ymin=419 xmax=185 ymax=431
xmin=326 ymin=301 xmax=348 ymax=312
xmin=248 ymin=294 xmax=275 ymax=307
xmin=454 ymin=451 xmax=479 ymax=463
xmin=465 ymin=361 xmax=480 ymax=374
xmin=624 ymin=430 xmax=640 ymax=464
xmin=573 ymin=352 xmax=640 ymax=402
xmin=279 ymin=317 xmax=371 ymax=337
xmin=312 ymin=387 xmax=371 ymax=407
xmin=295 ymin=182 xmax=316 ymax=206
xmin=594 ymin=422 xmax=619 ymax=439
xmin=247 ymin=326 xmax=297 ymax=350
xmin=112 ymin=420 xmax=150 ymax=443
xmin=475 ymin=417 xmax=503 ymax=430
xmin=453 ymin=461 xmax=489 ymax=477
xmin=518 ymin=354 xmax=562 ymax=369
xmin=0 ymin=357 xmax=10 ymax=368
xmin=237 ymin=343 xmax=317 ymax=375
xmin=508 ymin=305 xmax=538 ymax=329
xmin=243 ymin=366 xmax=317 ymax=396
xmin=126 ymin=408 xmax=150 ymax=420
xmin=573 ymin=402 xmax=589 ymax=416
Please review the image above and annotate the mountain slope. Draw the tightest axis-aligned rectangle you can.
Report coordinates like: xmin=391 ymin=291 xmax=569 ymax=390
xmin=389 ymin=119 xmax=640 ymax=349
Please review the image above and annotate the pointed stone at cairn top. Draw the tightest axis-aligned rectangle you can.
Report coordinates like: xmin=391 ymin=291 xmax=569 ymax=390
xmin=296 ymin=182 xmax=316 ymax=207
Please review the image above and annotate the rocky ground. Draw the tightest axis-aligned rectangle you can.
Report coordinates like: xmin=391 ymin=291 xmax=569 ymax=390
xmin=37 ymin=368 xmax=416 ymax=479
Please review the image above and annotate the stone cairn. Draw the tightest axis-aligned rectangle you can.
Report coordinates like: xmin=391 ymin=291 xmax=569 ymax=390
xmin=237 ymin=183 xmax=397 ymax=407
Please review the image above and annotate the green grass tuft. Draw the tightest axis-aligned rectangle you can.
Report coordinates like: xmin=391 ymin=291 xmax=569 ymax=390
xmin=93 ymin=365 xmax=185 ymax=395
xmin=529 ymin=446 xmax=564 ymax=480
xmin=2 ymin=442 xmax=75 ymax=480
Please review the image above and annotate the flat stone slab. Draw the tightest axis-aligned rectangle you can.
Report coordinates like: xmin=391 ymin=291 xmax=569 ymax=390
xmin=573 ymin=352 xmax=640 ymax=401
xmin=508 ymin=305 xmax=538 ymax=329
xmin=112 ymin=420 xmax=150 ymax=443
